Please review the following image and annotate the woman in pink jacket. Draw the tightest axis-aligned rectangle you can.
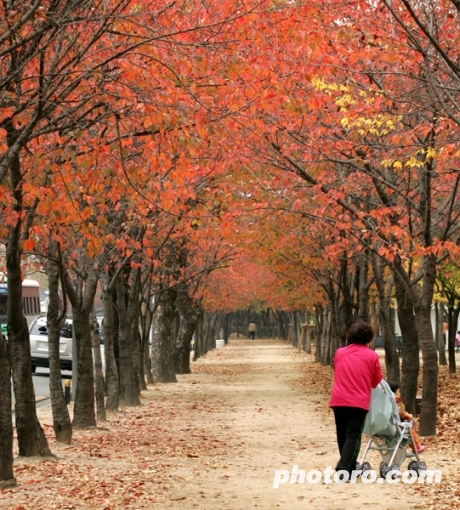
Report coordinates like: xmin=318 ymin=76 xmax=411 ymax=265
xmin=329 ymin=322 xmax=383 ymax=480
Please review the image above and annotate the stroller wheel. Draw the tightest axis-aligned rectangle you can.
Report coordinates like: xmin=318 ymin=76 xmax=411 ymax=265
xmin=362 ymin=462 xmax=371 ymax=473
xmin=408 ymin=461 xmax=417 ymax=472
xmin=380 ymin=462 xmax=390 ymax=478
xmin=390 ymin=464 xmax=400 ymax=478
xmin=416 ymin=461 xmax=427 ymax=475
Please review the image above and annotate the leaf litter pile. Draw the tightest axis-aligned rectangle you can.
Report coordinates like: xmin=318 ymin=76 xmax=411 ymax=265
xmin=1 ymin=347 xmax=249 ymax=510
xmin=298 ymin=352 xmax=460 ymax=509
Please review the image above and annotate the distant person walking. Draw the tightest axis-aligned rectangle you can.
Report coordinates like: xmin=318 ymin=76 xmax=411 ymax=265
xmin=248 ymin=322 xmax=257 ymax=340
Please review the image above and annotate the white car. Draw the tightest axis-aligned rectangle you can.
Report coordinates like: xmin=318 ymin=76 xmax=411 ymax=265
xmin=29 ymin=316 xmax=73 ymax=372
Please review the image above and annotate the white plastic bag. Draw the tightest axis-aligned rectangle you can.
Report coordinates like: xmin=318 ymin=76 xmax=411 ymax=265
xmin=363 ymin=381 xmax=397 ymax=437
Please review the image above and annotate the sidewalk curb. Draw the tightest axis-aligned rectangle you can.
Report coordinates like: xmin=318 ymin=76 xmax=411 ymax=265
xmin=11 ymin=396 xmax=51 ymax=413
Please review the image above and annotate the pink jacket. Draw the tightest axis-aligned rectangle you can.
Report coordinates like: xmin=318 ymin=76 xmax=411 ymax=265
xmin=329 ymin=343 xmax=382 ymax=411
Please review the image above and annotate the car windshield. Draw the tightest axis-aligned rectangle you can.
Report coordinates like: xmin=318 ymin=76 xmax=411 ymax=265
xmin=60 ymin=323 xmax=72 ymax=338
xmin=30 ymin=319 xmax=72 ymax=338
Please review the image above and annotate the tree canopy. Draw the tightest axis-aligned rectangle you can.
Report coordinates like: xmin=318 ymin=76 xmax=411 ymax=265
xmin=2 ymin=1 xmax=460 ymax=479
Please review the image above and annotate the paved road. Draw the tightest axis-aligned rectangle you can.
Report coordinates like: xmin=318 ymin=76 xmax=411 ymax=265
xmin=33 ymin=367 xmax=72 ymax=400
xmin=29 ymin=345 xmax=105 ymax=403
xmin=11 ymin=368 xmax=72 ymax=404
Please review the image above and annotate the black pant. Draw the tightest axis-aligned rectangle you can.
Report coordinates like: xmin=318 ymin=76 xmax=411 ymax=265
xmin=249 ymin=331 xmax=255 ymax=339
xmin=332 ymin=406 xmax=367 ymax=475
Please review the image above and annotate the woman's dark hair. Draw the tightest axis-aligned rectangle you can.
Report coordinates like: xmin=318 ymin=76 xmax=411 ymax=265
xmin=346 ymin=322 xmax=374 ymax=345
xmin=388 ymin=381 xmax=399 ymax=393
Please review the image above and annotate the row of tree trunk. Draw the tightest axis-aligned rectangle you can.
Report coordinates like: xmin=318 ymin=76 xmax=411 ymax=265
xmin=284 ymin=251 xmax=457 ymax=437
xmin=0 ymin=244 xmax=229 ymax=487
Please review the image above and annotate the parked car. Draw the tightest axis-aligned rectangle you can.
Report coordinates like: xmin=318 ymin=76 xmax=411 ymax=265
xmin=29 ymin=316 xmax=73 ymax=372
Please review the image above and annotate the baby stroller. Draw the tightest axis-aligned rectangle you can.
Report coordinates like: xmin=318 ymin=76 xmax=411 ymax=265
xmin=357 ymin=380 xmax=427 ymax=478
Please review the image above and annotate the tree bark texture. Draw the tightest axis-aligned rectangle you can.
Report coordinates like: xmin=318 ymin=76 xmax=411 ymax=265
xmin=45 ymin=256 xmax=72 ymax=443
xmin=90 ymin=311 xmax=106 ymax=421
xmin=371 ymin=253 xmax=400 ymax=383
xmin=152 ymin=287 xmax=178 ymax=383
xmin=5 ymin=172 xmax=52 ymax=456
xmin=413 ymin=255 xmax=438 ymax=436
xmin=436 ymin=303 xmax=447 ymax=366
xmin=357 ymin=251 xmax=370 ymax=323
xmin=127 ymin=271 xmax=142 ymax=395
xmin=338 ymin=257 xmax=354 ymax=343
xmin=193 ymin=311 xmax=206 ymax=361
xmin=205 ymin=312 xmax=218 ymax=352
xmin=72 ymin=307 xmax=96 ymax=428
xmin=320 ymin=305 xmax=331 ymax=366
xmin=139 ymin=289 xmax=154 ymax=386
xmin=101 ymin=272 xmax=119 ymax=411
xmin=394 ymin=276 xmax=420 ymax=416
xmin=314 ymin=304 xmax=323 ymax=363
xmin=175 ymin=287 xmax=199 ymax=374
xmin=0 ymin=332 xmax=15 ymax=486
xmin=447 ymin=304 xmax=459 ymax=374
xmin=115 ymin=273 xmax=141 ymax=406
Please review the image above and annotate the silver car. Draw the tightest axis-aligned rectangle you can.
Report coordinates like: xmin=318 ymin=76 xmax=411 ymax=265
xmin=29 ymin=316 xmax=73 ymax=372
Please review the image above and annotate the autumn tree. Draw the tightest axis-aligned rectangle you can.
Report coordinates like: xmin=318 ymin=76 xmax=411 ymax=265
xmin=0 ymin=0 xmax=148 ymax=463
xmin=212 ymin=0 xmax=460 ymax=436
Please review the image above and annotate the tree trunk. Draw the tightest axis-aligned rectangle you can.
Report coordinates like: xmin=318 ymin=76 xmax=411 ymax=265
xmin=204 ymin=311 xmax=214 ymax=351
xmin=116 ymin=273 xmax=141 ymax=406
xmin=370 ymin=253 xmax=400 ymax=382
xmin=357 ymin=251 xmax=370 ymax=323
xmin=142 ymin=318 xmax=153 ymax=386
xmin=289 ymin=311 xmax=298 ymax=347
xmin=132 ymin=324 xmax=142 ymax=394
xmin=175 ymin=287 xmax=199 ymax=374
xmin=206 ymin=312 xmax=218 ymax=351
xmin=0 ymin=331 xmax=15 ymax=487
xmin=128 ymin=271 xmax=142 ymax=396
xmin=152 ymin=287 xmax=177 ymax=383
xmin=379 ymin=306 xmax=400 ymax=383
xmin=327 ymin=278 xmax=342 ymax=358
xmin=223 ymin=313 xmax=229 ymax=343
xmin=4 ymin=133 xmax=52 ymax=456
xmin=101 ymin=272 xmax=119 ymax=411
xmin=447 ymin=304 xmax=459 ymax=374
xmin=201 ymin=312 xmax=211 ymax=352
xmin=193 ymin=312 xmax=203 ymax=361
xmin=369 ymin=301 xmax=378 ymax=345
xmin=320 ymin=305 xmax=332 ymax=366
xmin=63 ymin=260 xmax=99 ymax=429
xmin=139 ymin=291 xmax=154 ymax=386
xmin=6 ymin=213 xmax=52 ymax=456
xmin=394 ymin=276 xmax=419 ymax=415
xmin=437 ymin=303 xmax=447 ymax=366
xmin=339 ymin=257 xmax=354 ymax=342
xmin=72 ymin=307 xmax=96 ymax=428
xmin=277 ymin=311 xmax=287 ymax=340
xmin=314 ymin=304 xmax=323 ymax=363
xmin=413 ymin=254 xmax=438 ymax=436
xmin=90 ymin=311 xmax=106 ymax=421
xmin=45 ymin=255 xmax=72 ymax=443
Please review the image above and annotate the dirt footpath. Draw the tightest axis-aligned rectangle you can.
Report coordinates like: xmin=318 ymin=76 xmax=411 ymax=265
xmin=2 ymin=338 xmax=456 ymax=509
xmin=165 ymin=338 xmax=430 ymax=510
